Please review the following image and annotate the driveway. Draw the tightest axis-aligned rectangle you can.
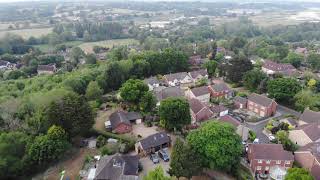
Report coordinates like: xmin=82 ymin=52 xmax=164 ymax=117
xmin=130 ymin=124 xmax=159 ymax=139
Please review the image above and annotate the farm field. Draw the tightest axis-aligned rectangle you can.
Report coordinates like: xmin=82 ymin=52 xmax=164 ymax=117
xmin=0 ymin=27 xmax=52 ymax=39
xmin=33 ymin=41 xmax=83 ymax=53
xmin=78 ymin=39 xmax=139 ymax=53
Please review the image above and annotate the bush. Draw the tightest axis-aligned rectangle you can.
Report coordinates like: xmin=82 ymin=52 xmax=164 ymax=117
xmin=248 ymin=130 xmax=256 ymax=142
xmin=96 ymin=135 xmax=106 ymax=148
xmin=100 ymin=146 xmax=112 ymax=156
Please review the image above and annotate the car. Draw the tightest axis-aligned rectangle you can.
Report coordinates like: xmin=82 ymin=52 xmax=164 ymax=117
xmin=150 ymin=153 xmax=160 ymax=164
xmin=158 ymin=149 xmax=170 ymax=162
xmin=268 ymin=134 xmax=276 ymax=141
xmin=253 ymin=138 xmax=259 ymax=144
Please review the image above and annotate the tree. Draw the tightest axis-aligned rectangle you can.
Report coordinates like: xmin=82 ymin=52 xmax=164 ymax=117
xmin=283 ymin=52 xmax=303 ymax=68
xmin=169 ymin=138 xmax=202 ymax=179
xmin=102 ymin=62 xmax=127 ymax=91
xmin=120 ymin=79 xmax=149 ymax=105
xmin=44 ymin=92 xmax=94 ymax=137
xmin=143 ymin=166 xmax=171 ymax=180
xmin=267 ymin=78 xmax=302 ymax=102
xmin=159 ymin=98 xmax=191 ymax=131
xmin=130 ymin=59 xmax=151 ymax=79
xmin=243 ymin=69 xmax=267 ymax=92
xmin=202 ymin=60 xmax=218 ymax=77
xmin=85 ymin=53 xmax=97 ymax=64
xmin=139 ymin=91 xmax=156 ymax=113
xmin=187 ymin=121 xmax=242 ymax=174
xmin=70 ymin=47 xmax=84 ymax=65
xmin=85 ymin=81 xmax=103 ymax=101
xmin=285 ymin=168 xmax=314 ymax=180
xmin=225 ymin=54 xmax=253 ymax=83
xmin=294 ymin=90 xmax=320 ymax=111
xmin=6 ymin=70 xmax=26 ymax=80
xmin=307 ymin=53 xmax=320 ymax=70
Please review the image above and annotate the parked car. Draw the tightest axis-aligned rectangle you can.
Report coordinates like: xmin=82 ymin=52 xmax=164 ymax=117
xmin=150 ymin=153 xmax=160 ymax=164
xmin=268 ymin=134 xmax=276 ymax=141
xmin=158 ymin=149 xmax=170 ymax=162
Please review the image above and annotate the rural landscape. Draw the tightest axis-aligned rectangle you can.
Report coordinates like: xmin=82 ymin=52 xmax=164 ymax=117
xmin=1 ymin=0 xmax=320 ymax=180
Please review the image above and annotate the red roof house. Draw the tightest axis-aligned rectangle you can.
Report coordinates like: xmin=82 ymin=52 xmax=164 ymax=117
xmin=247 ymin=93 xmax=277 ymax=117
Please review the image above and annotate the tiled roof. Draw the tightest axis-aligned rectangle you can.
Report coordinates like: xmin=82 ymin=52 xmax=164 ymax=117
xmin=155 ymin=87 xmax=184 ymax=102
xmin=109 ymin=111 xmax=141 ymax=129
xmin=248 ymin=93 xmax=275 ymax=107
xmin=219 ymin=115 xmax=240 ymax=127
xmin=300 ymin=109 xmax=320 ymax=124
xmin=210 ymin=82 xmax=230 ymax=92
xmin=297 ymin=142 xmax=320 ymax=163
xmin=234 ymin=96 xmax=248 ymax=104
xmin=190 ymin=86 xmax=210 ymax=97
xmin=139 ymin=132 xmax=170 ymax=150
xmin=210 ymin=105 xmax=228 ymax=113
xmin=262 ymin=60 xmax=296 ymax=72
xmin=249 ymin=144 xmax=294 ymax=161
xmin=296 ymin=123 xmax=320 ymax=141
xmin=189 ymin=98 xmax=206 ymax=114
xmin=189 ymin=69 xmax=208 ymax=79
xmin=164 ymin=72 xmax=189 ymax=82
xmin=144 ymin=76 xmax=161 ymax=85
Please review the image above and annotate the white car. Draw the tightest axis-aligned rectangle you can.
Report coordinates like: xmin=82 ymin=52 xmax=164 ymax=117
xmin=268 ymin=134 xmax=276 ymax=141
xmin=253 ymin=138 xmax=259 ymax=144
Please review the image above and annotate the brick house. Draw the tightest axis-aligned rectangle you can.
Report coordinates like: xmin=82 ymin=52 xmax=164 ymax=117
xmin=248 ymin=144 xmax=294 ymax=175
xmin=298 ymin=108 xmax=320 ymax=126
xmin=208 ymin=82 xmax=233 ymax=98
xmin=234 ymin=96 xmax=248 ymax=109
xmin=289 ymin=123 xmax=320 ymax=146
xmin=294 ymin=143 xmax=320 ymax=179
xmin=135 ymin=132 xmax=171 ymax=156
xmin=188 ymin=98 xmax=213 ymax=123
xmin=105 ymin=111 xmax=142 ymax=134
xmin=186 ymin=86 xmax=211 ymax=103
xmin=262 ymin=60 xmax=296 ymax=76
xmin=247 ymin=93 xmax=277 ymax=117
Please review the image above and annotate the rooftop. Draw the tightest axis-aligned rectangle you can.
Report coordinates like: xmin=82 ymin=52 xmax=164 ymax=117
xmin=190 ymin=86 xmax=210 ymax=97
xmin=248 ymin=93 xmax=275 ymax=107
xmin=139 ymin=132 xmax=171 ymax=150
xmin=249 ymin=143 xmax=294 ymax=161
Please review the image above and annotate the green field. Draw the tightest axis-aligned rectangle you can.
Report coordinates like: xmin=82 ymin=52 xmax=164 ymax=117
xmin=33 ymin=41 xmax=83 ymax=53
xmin=78 ymin=39 xmax=139 ymax=53
xmin=0 ymin=27 xmax=52 ymax=39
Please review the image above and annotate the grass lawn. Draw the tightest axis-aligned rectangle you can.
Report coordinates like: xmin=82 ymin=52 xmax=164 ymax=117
xmin=33 ymin=41 xmax=83 ymax=53
xmin=78 ymin=39 xmax=139 ymax=53
xmin=0 ymin=27 xmax=52 ymax=39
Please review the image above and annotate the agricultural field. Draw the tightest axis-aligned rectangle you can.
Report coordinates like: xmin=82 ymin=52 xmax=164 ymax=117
xmin=33 ymin=41 xmax=83 ymax=53
xmin=0 ymin=27 xmax=52 ymax=39
xmin=78 ymin=39 xmax=139 ymax=53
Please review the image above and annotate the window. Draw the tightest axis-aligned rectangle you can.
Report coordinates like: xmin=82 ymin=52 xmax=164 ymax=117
xmin=258 ymin=160 xmax=263 ymax=163
xmin=276 ymin=160 xmax=281 ymax=164
xmin=285 ymin=161 xmax=291 ymax=165
xmin=266 ymin=160 xmax=271 ymax=164
xmin=257 ymin=166 xmax=261 ymax=170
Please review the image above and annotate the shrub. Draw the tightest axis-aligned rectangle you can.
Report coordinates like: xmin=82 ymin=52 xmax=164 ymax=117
xmin=248 ymin=130 xmax=257 ymax=142
xmin=96 ymin=135 xmax=106 ymax=148
xmin=100 ymin=146 xmax=112 ymax=156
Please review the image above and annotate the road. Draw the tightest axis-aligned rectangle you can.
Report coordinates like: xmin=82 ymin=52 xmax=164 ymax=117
xmin=245 ymin=118 xmax=270 ymax=143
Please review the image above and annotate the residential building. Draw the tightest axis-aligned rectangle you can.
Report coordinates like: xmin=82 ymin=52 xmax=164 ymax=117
xmin=208 ymin=82 xmax=233 ymax=98
xmin=188 ymin=55 xmax=205 ymax=67
xmin=154 ymin=86 xmax=184 ymax=105
xmin=247 ymin=93 xmax=277 ymax=117
xmin=163 ymin=72 xmax=193 ymax=87
xmin=144 ymin=76 xmax=162 ymax=91
xmin=188 ymin=98 xmax=213 ymax=123
xmin=210 ymin=105 xmax=229 ymax=117
xmin=37 ymin=64 xmax=57 ymax=75
xmin=105 ymin=111 xmax=142 ymax=134
xmin=219 ymin=115 xmax=249 ymax=141
xmin=262 ymin=60 xmax=296 ymax=76
xmin=92 ymin=153 xmax=139 ymax=180
xmin=294 ymin=143 xmax=320 ymax=180
xmin=186 ymin=86 xmax=210 ymax=103
xmin=135 ymin=132 xmax=171 ymax=156
xmin=299 ymin=108 xmax=320 ymax=126
xmin=289 ymin=123 xmax=320 ymax=146
xmin=248 ymin=144 xmax=294 ymax=174
xmin=234 ymin=96 xmax=248 ymax=109
xmin=188 ymin=69 xmax=208 ymax=83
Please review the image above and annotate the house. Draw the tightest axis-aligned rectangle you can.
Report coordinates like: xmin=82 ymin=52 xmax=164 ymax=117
xmin=188 ymin=98 xmax=213 ymax=123
xmin=289 ymin=123 xmax=320 ymax=146
xmin=144 ymin=76 xmax=162 ymax=91
xmin=208 ymin=82 xmax=233 ymax=98
xmin=105 ymin=111 xmax=142 ymax=134
xmin=186 ymin=86 xmax=210 ymax=103
xmin=262 ymin=60 xmax=296 ymax=76
xmin=163 ymin=72 xmax=193 ymax=87
xmin=210 ymin=105 xmax=229 ymax=117
xmin=298 ymin=108 xmax=320 ymax=126
xmin=92 ymin=153 xmax=139 ymax=180
xmin=0 ymin=60 xmax=15 ymax=70
xmin=234 ymin=96 xmax=248 ymax=109
xmin=188 ymin=55 xmax=205 ymax=67
xmin=219 ymin=115 xmax=249 ymax=141
xmin=188 ymin=69 xmax=208 ymax=83
xmin=248 ymin=144 xmax=294 ymax=175
xmin=154 ymin=86 xmax=184 ymax=105
xmin=294 ymin=143 xmax=320 ymax=180
xmin=135 ymin=132 xmax=171 ymax=156
xmin=247 ymin=93 xmax=277 ymax=117
xmin=37 ymin=64 xmax=57 ymax=75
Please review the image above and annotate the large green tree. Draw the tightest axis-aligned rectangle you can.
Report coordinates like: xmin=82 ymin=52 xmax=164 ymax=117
xmin=225 ymin=54 xmax=253 ymax=83
xmin=85 ymin=81 xmax=103 ymax=101
xmin=202 ymin=60 xmax=218 ymax=77
xmin=283 ymin=52 xmax=304 ymax=68
xmin=143 ymin=166 xmax=171 ymax=180
xmin=44 ymin=92 xmax=94 ymax=137
xmin=120 ymin=79 xmax=149 ymax=105
xmin=187 ymin=121 xmax=242 ymax=174
xmin=159 ymin=98 xmax=191 ymax=131
xmin=285 ymin=168 xmax=314 ymax=180
xmin=168 ymin=138 xmax=202 ymax=179
xmin=267 ymin=78 xmax=301 ymax=102
xmin=243 ymin=69 xmax=267 ymax=92
xmin=139 ymin=91 xmax=156 ymax=113
xmin=307 ymin=53 xmax=320 ymax=70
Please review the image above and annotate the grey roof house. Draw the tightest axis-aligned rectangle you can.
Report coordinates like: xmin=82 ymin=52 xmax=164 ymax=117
xmin=135 ymin=132 xmax=171 ymax=156
xmin=299 ymin=108 xmax=320 ymax=125
xmin=154 ymin=86 xmax=184 ymax=105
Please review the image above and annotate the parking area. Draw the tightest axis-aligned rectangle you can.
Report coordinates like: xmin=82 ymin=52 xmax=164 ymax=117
xmin=139 ymin=148 xmax=172 ymax=178
xmin=131 ymin=123 xmax=159 ymax=138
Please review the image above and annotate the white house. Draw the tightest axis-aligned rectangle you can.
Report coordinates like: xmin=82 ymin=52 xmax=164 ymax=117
xmin=163 ymin=72 xmax=193 ymax=87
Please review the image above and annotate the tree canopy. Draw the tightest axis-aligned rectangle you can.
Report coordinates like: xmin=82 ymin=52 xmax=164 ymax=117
xmin=267 ymin=78 xmax=302 ymax=102
xmin=285 ymin=168 xmax=314 ymax=180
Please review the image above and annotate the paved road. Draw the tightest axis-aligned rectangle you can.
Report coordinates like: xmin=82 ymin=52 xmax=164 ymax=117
xmin=245 ymin=118 xmax=270 ymax=144
xmin=277 ymin=105 xmax=301 ymax=117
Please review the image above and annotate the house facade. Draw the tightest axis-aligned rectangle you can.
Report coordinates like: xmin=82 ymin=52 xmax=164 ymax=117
xmin=248 ymin=144 xmax=294 ymax=175
xmin=208 ymin=82 xmax=233 ymax=98
xmin=294 ymin=143 xmax=320 ymax=179
xmin=135 ymin=132 xmax=171 ymax=156
xmin=234 ymin=96 xmax=248 ymax=109
xmin=247 ymin=93 xmax=277 ymax=117
xmin=186 ymin=86 xmax=211 ymax=103
xmin=163 ymin=72 xmax=193 ymax=87
xmin=106 ymin=111 xmax=142 ymax=134
xmin=188 ymin=98 xmax=213 ymax=123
